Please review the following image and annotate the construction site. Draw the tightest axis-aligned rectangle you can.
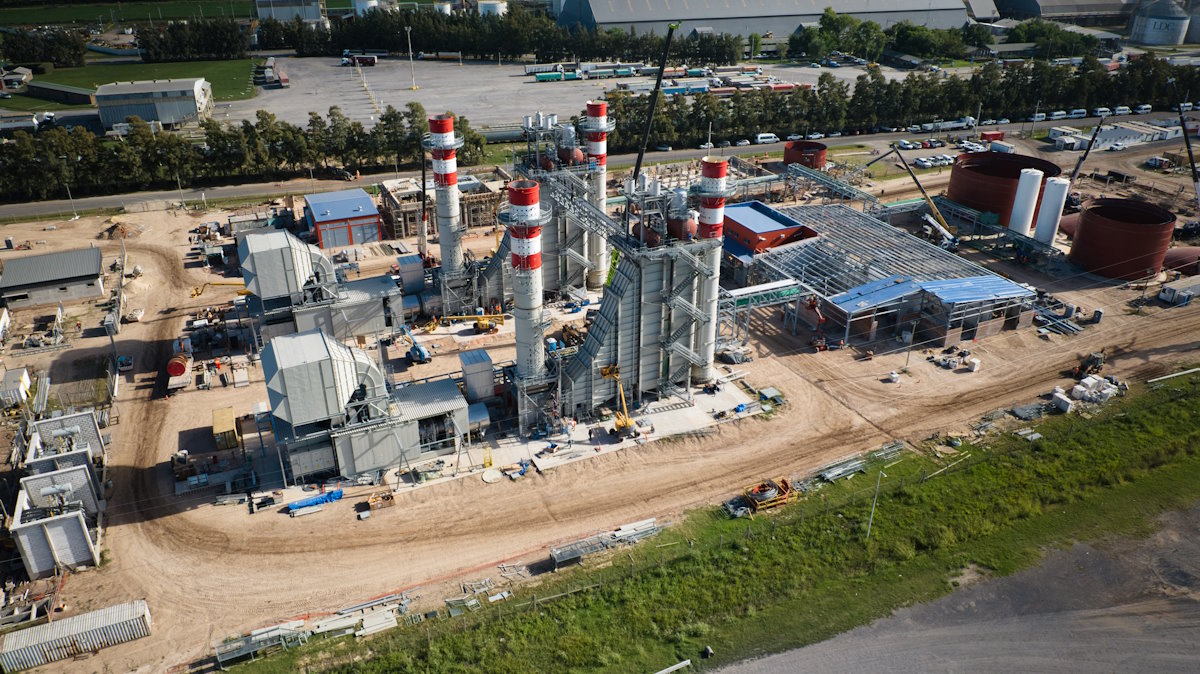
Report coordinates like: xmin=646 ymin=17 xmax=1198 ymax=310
xmin=0 ymin=72 xmax=1199 ymax=671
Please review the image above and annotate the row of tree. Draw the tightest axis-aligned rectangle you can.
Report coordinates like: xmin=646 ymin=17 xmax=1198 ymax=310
xmin=137 ymin=17 xmax=248 ymax=62
xmin=600 ymin=55 xmax=1198 ymax=150
xmin=257 ymin=6 xmax=742 ymax=65
xmin=0 ymin=102 xmax=486 ymax=202
xmin=787 ymin=9 xmax=995 ymax=62
xmin=0 ymin=27 xmax=87 ymax=67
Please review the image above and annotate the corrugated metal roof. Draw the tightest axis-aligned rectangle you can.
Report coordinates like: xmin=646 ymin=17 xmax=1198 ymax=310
xmin=919 ymin=276 xmax=1034 ymax=305
xmin=570 ymin=0 xmax=966 ymax=23
xmin=0 ymin=247 xmax=101 ymax=290
xmin=390 ymin=378 xmax=467 ymax=421
xmin=725 ymin=201 xmax=804 ymax=235
xmin=965 ymin=0 xmax=1000 ymax=18
xmin=1 ymin=600 xmax=149 ymax=652
xmin=829 ymin=276 xmax=922 ymax=313
xmin=95 ymin=78 xmax=204 ymax=96
xmin=306 ymin=189 xmax=378 ymax=223
xmin=26 ymin=81 xmax=96 ymax=94
xmin=458 ymin=349 xmax=492 ymax=368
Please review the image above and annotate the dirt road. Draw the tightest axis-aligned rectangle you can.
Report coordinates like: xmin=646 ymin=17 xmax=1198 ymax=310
xmin=24 ymin=207 xmax=1200 ymax=673
xmin=720 ymin=505 xmax=1200 ymax=674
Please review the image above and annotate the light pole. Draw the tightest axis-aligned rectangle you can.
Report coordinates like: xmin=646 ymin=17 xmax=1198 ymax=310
xmin=59 ymin=154 xmax=79 ymax=220
xmin=405 ymin=27 xmax=418 ymax=91
xmin=902 ymin=319 xmax=918 ymax=373
xmin=175 ymin=171 xmax=185 ymax=210
xmin=865 ymin=469 xmax=887 ymax=541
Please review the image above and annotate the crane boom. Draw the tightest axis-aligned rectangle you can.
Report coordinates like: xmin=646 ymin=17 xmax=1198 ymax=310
xmin=627 ymin=22 xmax=680 ymax=224
xmin=1169 ymin=78 xmax=1200 ymax=216
xmin=865 ymin=148 xmax=953 ymax=233
xmin=1068 ymin=116 xmax=1107 ymax=184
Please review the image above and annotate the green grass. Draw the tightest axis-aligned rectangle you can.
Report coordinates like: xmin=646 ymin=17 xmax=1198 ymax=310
xmin=38 ymin=59 xmax=256 ymax=101
xmin=230 ymin=372 xmax=1200 ymax=674
xmin=0 ymin=1 xmax=252 ymax=25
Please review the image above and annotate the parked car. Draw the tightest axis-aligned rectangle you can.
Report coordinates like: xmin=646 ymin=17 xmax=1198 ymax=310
xmin=717 ymin=140 xmax=731 ymax=148
xmin=655 ymin=144 xmax=672 ymax=152
xmin=806 ymin=132 xmax=824 ymax=140
xmin=809 ymin=62 xmax=821 ymax=68
xmin=980 ymin=119 xmax=997 ymax=126
xmin=1134 ymin=104 xmax=1152 ymax=114
xmin=1113 ymin=105 xmax=1131 ymax=115
xmin=1108 ymin=142 xmax=1128 ymax=151
xmin=907 ymin=125 xmax=922 ymax=133
xmin=735 ymin=139 xmax=750 ymax=146
xmin=754 ymin=132 xmax=780 ymax=144
xmin=0 ymin=92 xmax=10 ymax=100
xmin=828 ymin=131 xmax=842 ymax=137
xmin=786 ymin=133 xmax=803 ymax=141
xmin=1093 ymin=107 xmax=1112 ymax=117
xmin=699 ymin=142 xmax=714 ymax=149
xmin=997 ymin=118 xmax=1010 ymax=124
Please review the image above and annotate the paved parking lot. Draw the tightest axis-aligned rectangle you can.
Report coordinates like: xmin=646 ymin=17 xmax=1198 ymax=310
xmin=218 ymin=55 xmax=910 ymax=131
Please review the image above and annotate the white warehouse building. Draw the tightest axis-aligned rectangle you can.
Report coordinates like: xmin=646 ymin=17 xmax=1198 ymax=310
xmin=95 ymin=78 xmax=213 ymax=130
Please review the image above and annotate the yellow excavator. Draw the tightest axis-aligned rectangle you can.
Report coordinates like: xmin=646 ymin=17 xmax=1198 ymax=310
xmin=437 ymin=314 xmax=506 ymax=334
xmin=191 ymin=281 xmax=249 ymax=297
xmin=600 ymin=364 xmax=635 ymax=438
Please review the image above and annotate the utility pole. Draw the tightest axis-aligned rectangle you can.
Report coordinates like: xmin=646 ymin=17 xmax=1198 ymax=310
xmin=865 ymin=470 xmax=887 ymax=541
xmin=902 ymin=319 xmax=918 ymax=373
xmin=405 ymin=27 xmax=418 ymax=90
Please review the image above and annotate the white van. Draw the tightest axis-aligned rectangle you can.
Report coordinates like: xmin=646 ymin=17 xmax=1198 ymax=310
xmin=1180 ymin=102 xmax=1194 ymax=112
xmin=754 ymin=132 xmax=780 ymax=144
xmin=1134 ymin=104 xmax=1152 ymax=114
xmin=1031 ymin=112 xmax=1047 ymax=122
xmin=1113 ymin=105 xmax=1131 ymax=115
xmin=1093 ymin=107 xmax=1112 ymax=117
xmin=1068 ymin=108 xmax=1087 ymax=119
xmin=1049 ymin=110 xmax=1068 ymax=120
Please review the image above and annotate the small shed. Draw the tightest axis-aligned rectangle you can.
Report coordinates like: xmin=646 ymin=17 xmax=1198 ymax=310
xmin=0 ymin=367 xmax=30 ymax=406
xmin=459 ymin=349 xmax=494 ymax=402
xmin=212 ymin=407 xmax=241 ymax=450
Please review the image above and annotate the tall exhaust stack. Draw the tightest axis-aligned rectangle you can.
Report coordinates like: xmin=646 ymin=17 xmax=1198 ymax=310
xmin=501 ymin=180 xmax=549 ymax=380
xmin=692 ymin=157 xmax=732 ymax=383
xmin=423 ymin=114 xmax=465 ymax=278
xmin=580 ymin=100 xmax=615 ymax=288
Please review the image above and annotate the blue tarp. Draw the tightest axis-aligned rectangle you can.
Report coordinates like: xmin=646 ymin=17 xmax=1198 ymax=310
xmin=829 ymin=276 xmax=922 ymax=313
xmin=919 ymin=276 xmax=1033 ymax=305
xmin=288 ymin=489 xmax=344 ymax=512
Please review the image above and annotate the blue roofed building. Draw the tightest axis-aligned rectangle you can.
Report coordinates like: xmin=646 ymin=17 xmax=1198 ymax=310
xmin=304 ymin=189 xmax=382 ymax=249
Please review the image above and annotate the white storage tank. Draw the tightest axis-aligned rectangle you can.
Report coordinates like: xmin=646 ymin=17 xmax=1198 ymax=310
xmin=1130 ymin=0 xmax=1190 ymax=45
xmin=478 ymin=0 xmax=508 ymax=15
xmin=459 ymin=349 xmax=494 ymax=402
xmin=1034 ymin=176 xmax=1071 ymax=244
xmin=1008 ymin=168 xmax=1044 ymax=237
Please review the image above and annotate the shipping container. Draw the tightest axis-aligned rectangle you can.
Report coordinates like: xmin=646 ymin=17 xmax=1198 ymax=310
xmin=0 ymin=600 xmax=151 ymax=671
xmin=535 ymin=72 xmax=563 ymax=82
xmin=980 ymin=130 xmax=1005 ymax=142
xmin=213 ymin=407 xmax=241 ymax=450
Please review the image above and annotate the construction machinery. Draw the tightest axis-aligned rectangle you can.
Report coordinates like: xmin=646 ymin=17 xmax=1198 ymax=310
xmin=437 ymin=314 xmax=506 ymax=334
xmin=399 ymin=324 xmax=431 ymax=364
xmin=367 ymin=491 xmax=395 ymax=511
xmin=191 ymin=281 xmax=248 ymax=297
xmin=560 ymin=323 xmax=585 ymax=346
xmin=866 ymin=148 xmax=958 ymax=250
xmin=1074 ymin=350 xmax=1105 ymax=378
xmin=1169 ymin=77 xmax=1200 ymax=228
xmin=600 ymin=364 xmax=635 ymax=438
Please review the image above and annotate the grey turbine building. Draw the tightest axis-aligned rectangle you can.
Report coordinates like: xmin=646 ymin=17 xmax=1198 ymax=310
xmin=0 ymin=247 xmax=104 ymax=309
xmin=991 ymin=0 xmax=1137 ymax=23
xmin=556 ymin=0 xmax=972 ymax=34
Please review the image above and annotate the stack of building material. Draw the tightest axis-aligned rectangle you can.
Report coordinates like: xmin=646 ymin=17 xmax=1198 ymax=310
xmin=355 ymin=610 xmax=397 ymax=638
xmin=311 ymin=615 xmax=360 ymax=638
xmin=608 ymin=518 xmax=660 ymax=545
xmin=1071 ymin=375 xmax=1123 ymax=403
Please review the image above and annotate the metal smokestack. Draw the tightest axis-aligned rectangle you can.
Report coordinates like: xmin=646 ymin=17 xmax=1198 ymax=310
xmin=502 ymin=180 xmax=550 ymax=380
xmin=423 ymin=114 xmax=465 ymax=277
xmin=692 ymin=157 xmax=732 ymax=382
xmin=580 ymin=101 xmax=615 ymax=288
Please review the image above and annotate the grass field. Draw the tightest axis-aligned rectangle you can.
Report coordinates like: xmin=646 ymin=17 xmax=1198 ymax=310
xmin=232 ymin=371 xmax=1200 ymax=673
xmin=38 ymin=59 xmax=257 ymax=101
xmin=0 ymin=1 xmax=252 ymax=25
xmin=0 ymin=94 xmax=92 ymax=112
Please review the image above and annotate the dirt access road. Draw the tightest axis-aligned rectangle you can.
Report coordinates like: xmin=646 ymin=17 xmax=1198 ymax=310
xmin=31 ymin=207 xmax=1200 ymax=673
xmin=721 ymin=504 xmax=1200 ymax=674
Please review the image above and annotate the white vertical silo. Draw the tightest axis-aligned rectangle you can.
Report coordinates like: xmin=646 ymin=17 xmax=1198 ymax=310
xmin=1033 ymin=177 xmax=1071 ymax=244
xmin=1008 ymin=168 xmax=1044 ymax=237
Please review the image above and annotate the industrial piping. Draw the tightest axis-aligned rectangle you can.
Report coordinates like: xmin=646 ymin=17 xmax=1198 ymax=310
xmin=692 ymin=157 xmax=732 ymax=382
xmin=579 ymin=101 xmax=616 ymax=288
xmin=503 ymin=180 xmax=549 ymax=380
xmin=424 ymin=114 xmax=465 ymax=278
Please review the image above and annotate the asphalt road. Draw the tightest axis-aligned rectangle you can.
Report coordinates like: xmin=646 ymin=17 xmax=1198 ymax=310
xmin=3 ymin=113 xmax=1183 ymax=220
xmin=719 ymin=505 xmax=1200 ymax=674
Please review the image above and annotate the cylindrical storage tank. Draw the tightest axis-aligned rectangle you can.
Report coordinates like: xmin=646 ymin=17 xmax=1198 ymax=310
xmin=1059 ymin=212 xmax=1080 ymax=238
xmin=784 ymin=140 xmax=827 ymax=169
xmin=478 ymin=0 xmax=508 ymax=15
xmin=632 ymin=222 xmax=662 ymax=247
xmin=1163 ymin=246 xmax=1200 ymax=275
xmin=666 ymin=213 xmax=698 ymax=240
xmin=947 ymin=152 xmax=1062 ymax=227
xmin=1008 ymin=168 xmax=1044 ymax=237
xmin=1033 ymin=176 xmax=1071 ymax=244
xmin=1068 ymin=198 xmax=1176 ymax=280
xmin=166 ymin=354 xmax=190 ymax=378
xmin=557 ymin=146 xmax=585 ymax=165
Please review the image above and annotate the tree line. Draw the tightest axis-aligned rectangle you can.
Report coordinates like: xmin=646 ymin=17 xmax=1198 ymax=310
xmin=137 ymin=17 xmax=247 ymax=62
xmin=0 ymin=102 xmax=486 ymax=203
xmin=255 ymin=5 xmax=742 ymax=65
xmin=0 ymin=27 xmax=88 ymax=67
xmin=602 ymin=54 xmax=1196 ymax=149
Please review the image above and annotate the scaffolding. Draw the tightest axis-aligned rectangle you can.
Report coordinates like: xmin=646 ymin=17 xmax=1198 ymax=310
xmin=785 ymin=164 xmax=879 ymax=207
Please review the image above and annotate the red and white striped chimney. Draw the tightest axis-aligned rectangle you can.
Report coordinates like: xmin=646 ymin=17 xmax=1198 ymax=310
xmin=425 ymin=114 xmax=465 ymax=278
xmin=580 ymin=100 xmax=615 ymax=288
xmin=505 ymin=180 xmax=547 ymax=380
xmin=692 ymin=157 xmax=732 ymax=382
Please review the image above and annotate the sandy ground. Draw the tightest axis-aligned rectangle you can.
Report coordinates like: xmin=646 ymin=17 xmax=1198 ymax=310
xmin=1 ymin=197 xmax=1195 ymax=673
xmin=721 ymin=504 xmax=1200 ymax=673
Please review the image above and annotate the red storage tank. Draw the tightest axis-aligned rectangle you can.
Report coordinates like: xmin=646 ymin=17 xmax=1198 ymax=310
xmin=1068 ymin=198 xmax=1176 ymax=280
xmin=557 ymin=146 xmax=585 ymax=165
xmin=784 ymin=140 xmax=827 ymax=169
xmin=946 ymin=152 xmax=1062 ymax=227
xmin=1058 ymin=212 xmax=1080 ymax=238
xmin=1163 ymin=246 xmax=1200 ymax=276
xmin=166 ymin=354 xmax=190 ymax=378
